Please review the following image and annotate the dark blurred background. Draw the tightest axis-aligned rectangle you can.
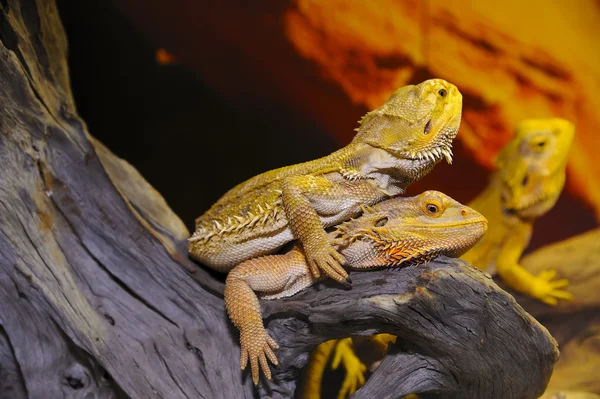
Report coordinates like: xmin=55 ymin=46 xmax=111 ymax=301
xmin=56 ymin=0 xmax=599 ymax=254
xmin=56 ymin=1 xmax=339 ymax=226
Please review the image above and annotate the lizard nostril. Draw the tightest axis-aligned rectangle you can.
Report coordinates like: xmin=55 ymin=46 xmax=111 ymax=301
xmin=461 ymin=209 xmax=467 ymax=217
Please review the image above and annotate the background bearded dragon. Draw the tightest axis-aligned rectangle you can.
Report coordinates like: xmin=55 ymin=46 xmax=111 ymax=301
xmin=461 ymin=117 xmax=575 ymax=305
xmin=224 ymin=191 xmax=488 ymax=384
xmin=189 ymin=79 xmax=462 ymax=285
xmin=302 ymin=117 xmax=575 ymax=399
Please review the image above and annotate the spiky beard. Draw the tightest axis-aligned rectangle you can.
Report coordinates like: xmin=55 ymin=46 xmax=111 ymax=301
xmin=401 ymin=115 xmax=460 ymax=165
xmin=402 ymin=141 xmax=454 ymax=165
xmin=340 ymin=229 xmax=440 ymax=268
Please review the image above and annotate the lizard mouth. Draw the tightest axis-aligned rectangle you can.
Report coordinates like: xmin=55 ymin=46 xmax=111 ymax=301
xmin=426 ymin=218 xmax=488 ymax=230
xmin=503 ymin=187 xmax=551 ymax=213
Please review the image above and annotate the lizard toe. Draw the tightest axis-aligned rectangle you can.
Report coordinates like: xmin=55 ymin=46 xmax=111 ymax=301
xmin=537 ymin=269 xmax=557 ymax=281
xmin=267 ymin=334 xmax=279 ymax=350
xmin=308 ymin=259 xmax=321 ymax=279
xmin=250 ymin=356 xmax=260 ymax=385
xmin=265 ymin=346 xmax=279 ymax=366
xmin=259 ymin=352 xmax=272 ymax=381
xmin=551 ymin=290 xmax=574 ymax=301
xmin=550 ymin=279 xmax=569 ymax=289
xmin=240 ymin=348 xmax=248 ymax=370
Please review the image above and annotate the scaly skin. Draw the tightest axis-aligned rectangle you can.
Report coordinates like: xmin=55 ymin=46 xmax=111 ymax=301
xmin=224 ymin=191 xmax=488 ymax=384
xmin=304 ymin=118 xmax=576 ymax=399
xmin=461 ymin=117 xmax=575 ymax=305
xmin=189 ymin=79 xmax=462 ymax=284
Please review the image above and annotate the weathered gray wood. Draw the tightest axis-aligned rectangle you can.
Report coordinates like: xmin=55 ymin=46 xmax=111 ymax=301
xmin=262 ymin=257 xmax=558 ymax=399
xmin=540 ymin=392 xmax=600 ymax=399
xmin=0 ymin=327 xmax=27 ymax=399
xmin=507 ymin=229 xmax=600 ymax=396
xmin=0 ymin=0 xmax=559 ymax=398
xmin=0 ymin=1 xmax=251 ymax=398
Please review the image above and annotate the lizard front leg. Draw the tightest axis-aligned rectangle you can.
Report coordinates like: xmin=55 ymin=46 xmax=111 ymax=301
xmin=497 ymin=224 xmax=573 ymax=305
xmin=282 ymin=175 xmax=354 ymax=284
xmin=225 ymin=246 xmax=320 ymax=385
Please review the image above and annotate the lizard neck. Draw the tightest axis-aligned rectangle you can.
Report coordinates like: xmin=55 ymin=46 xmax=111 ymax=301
xmin=338 ymin=143 xmax=441 ymax=196
xmin=462 ymin=179 xmax=523 ymax=270
xmin=469 ymin=175 xmax=528 ymax=227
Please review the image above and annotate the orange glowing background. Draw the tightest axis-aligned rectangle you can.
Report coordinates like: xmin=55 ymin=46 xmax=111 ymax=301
xmin=114 ymin=0 xmax=600 ymax=245
xmin=283 ymin=0 xmax=600 ymax=217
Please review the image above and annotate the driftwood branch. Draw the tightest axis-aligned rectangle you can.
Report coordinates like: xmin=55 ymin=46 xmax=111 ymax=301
xmin=504 ymin=229 xmax=600 ymax=397
xmin=0 ymin=0 xmax=558 ymax=398
xmin=262 ymin=257 xmax=558 ymax=399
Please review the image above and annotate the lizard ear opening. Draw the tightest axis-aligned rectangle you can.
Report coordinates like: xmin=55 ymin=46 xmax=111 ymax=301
xmin=374 ymin=217 xmax=389 ymax=227
xmin=424 ymin=119 xmax=432 ymax=135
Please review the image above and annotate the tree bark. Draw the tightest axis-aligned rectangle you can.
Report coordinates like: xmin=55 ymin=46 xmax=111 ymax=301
xmin=0 ymin=1 xmax=558 ymax=398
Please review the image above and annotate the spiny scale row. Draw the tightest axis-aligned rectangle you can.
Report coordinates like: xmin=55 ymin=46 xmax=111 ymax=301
xmin=368 ymin=233 xmax=437 ymax=265
xmin=189 ymin=197 xmax=283 ymax=243
xmin=340 ymin=168 xmax=370 ymax=181
xmin=408 ymin=141 xmax=453 ymax=164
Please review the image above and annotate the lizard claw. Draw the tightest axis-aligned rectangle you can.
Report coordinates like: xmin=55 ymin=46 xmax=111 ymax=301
xmin=340 ymin=277 xmax=352 ymax=289
xmin=240 ymin=328 xmax=279 ymax=385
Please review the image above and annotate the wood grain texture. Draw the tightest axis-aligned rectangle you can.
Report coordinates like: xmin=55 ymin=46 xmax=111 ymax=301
xmin=262 ymin=257 xmax=558 ymax=399
xmin=0 ymin=0 xmax=558 ymax=398
xmin=509 ymin=229 xmax=600 ymax=396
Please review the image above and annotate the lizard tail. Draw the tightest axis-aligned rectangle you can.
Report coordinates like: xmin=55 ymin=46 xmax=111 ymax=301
xmin=299 ymin=340 xmax=338 ymax=399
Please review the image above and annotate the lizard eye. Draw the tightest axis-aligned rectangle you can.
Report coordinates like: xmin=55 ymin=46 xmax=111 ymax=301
xmin=438 ymin=88 xmax=447 ymax=98
xmin=374 ymin=217 xmax=388 ymax=227
xmin=426 ymin=204 xmax=439 ymax=214
xmin=535 ymin=140 xmax=548 ymax=152
xmin=529 ymin=139 xmax=547 ymax=152
xmin=527 ymin=134 xmax=550 ymax=152
xmin=421 ymin=195 xmax=444 ymax=217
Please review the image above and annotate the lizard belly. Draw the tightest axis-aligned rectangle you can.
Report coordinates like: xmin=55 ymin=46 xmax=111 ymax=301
xmin=190 ymin=224 xmax=294 ymax=272
xmin=191 ymin=178 xmax=387 ymax=271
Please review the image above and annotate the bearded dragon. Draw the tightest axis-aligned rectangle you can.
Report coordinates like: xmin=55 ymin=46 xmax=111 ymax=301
xmin=302 ymin=118 xmax=575 ymax=399
xmin=224 ymin=191 xmax=487 ymax=384
xmin=189 ymin=79 xmax=462 ymax=285
xmin=461 ymin=117 xmax=575 ymax=305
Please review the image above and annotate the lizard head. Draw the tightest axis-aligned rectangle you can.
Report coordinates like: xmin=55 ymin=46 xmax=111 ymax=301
xmin=333 ymin=191 xmax=487 ymax=269
xmin=353 ymin=79 xmax=462 ymax=171
xmin=496 ymin=118 xmax=575 ymax=219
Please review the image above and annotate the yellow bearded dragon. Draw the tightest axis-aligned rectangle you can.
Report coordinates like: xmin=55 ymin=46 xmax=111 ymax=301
xmin=188 ymin=78 xmax=463 ymax=384
xmin=224 ymin=191 xmax=487 ymax=384
xmin=462 ymin=117 xmax=575 ymax=304
xmin=303 ymin=117 xmax=575 ymax=399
